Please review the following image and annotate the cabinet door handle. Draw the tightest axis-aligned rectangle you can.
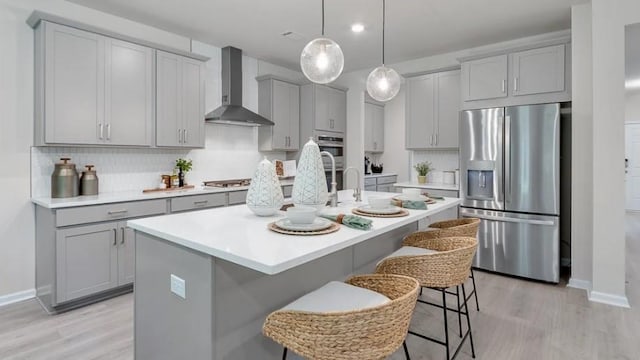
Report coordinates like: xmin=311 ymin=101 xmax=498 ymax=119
xmin=121 ymin=227 xmax=125 ymax=244
xmin=502 ymin=79 xmax=506 ymax=93
xmin=514 ymin=77 xmax=519 ymax=92
xmin=435 ymin=133 xmax=438 ymax=145
xmin=106 ymin=123 xmax=111 ymax=140
xmin=193 ymin=200 xmax=209 ymax=206
xmin=177 ymin=129 xmax=182 ymax=143
xmin=430 ymin=134 xmax=433 ymax=146
xmin=184 ymin=129 xmax=188 ymax=143
xmin=113 ymin=229 xmax=117 ymax=246
xmin=99 ymin=123 xmax=104 ymax=140
xmin=107 ymin=209 xmax=128 ymax=215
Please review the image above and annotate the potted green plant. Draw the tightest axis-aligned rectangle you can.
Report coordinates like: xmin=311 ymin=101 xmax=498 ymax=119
xmin=175 ymin=158 xmax=193 ymax=187
xmin=413 ymin=161 xmax=432 ymax=184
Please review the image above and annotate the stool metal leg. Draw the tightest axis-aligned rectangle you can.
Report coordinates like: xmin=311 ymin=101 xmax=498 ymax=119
xmin=282 ymin=347 xmax=287 ymax=359
xmin=461 ymin=284 xmax=476 ymax=358
xmin=471 ymin=269 xmax=480 ymax=311
xmin=403 ymin=340 xmax=411 ymax=360
xmin=442 ymin=290 xmax=450 ymax=360
xmin=456 ymin=286 xmax=462 ymax=338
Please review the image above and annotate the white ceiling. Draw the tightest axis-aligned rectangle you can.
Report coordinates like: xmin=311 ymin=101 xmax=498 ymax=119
xmin=66 ymin=0 xmax=585 ymax=72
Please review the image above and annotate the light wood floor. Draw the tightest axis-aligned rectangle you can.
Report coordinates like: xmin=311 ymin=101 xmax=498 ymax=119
xmin=2 ymin=213 xmax=639 ymax=360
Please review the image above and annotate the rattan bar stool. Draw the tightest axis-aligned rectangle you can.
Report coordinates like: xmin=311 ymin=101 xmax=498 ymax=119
xmin=376 ymin=236 xmax=478 ymax=360
xmin=262 ymin=274 xmax=420 ymax=360
xmin=406 ymin=218 xmax=482 ymax=313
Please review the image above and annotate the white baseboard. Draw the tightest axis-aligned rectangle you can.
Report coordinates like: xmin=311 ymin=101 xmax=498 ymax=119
xmin=567 ymin=278 xmax=592 ymax=291
xmin=588 ymin=290 xmax=631 ymax=308
xmin=0 ymin=289 xmax=36 ymax=307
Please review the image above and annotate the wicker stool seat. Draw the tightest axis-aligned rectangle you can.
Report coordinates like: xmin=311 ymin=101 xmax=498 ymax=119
xmin=263 ymin=274 xmax=420 ymax=360
xmin=376 ymin=236 xmax=478 ymax=360
xmin=404 ymin=218 xmax=482 ymax=313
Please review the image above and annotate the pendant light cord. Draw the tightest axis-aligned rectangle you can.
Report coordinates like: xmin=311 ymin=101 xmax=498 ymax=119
xmin=322 ymin=0 xmax=325 ymax=36
xmin=382 ymin=0 xmax=386 ymax=65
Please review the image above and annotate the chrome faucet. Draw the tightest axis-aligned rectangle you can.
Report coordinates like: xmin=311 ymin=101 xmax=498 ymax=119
xmin=343 ymin=166 xmax=362 ymax=202
xmin=320 ymin=151 xmax=338 ymax=207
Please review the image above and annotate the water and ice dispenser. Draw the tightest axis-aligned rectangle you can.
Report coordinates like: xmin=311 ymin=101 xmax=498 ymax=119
xmin=466 ymin=161 xmax=495 ymax=200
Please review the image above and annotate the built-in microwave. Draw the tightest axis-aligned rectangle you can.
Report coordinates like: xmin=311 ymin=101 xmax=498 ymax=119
xmin=316 ymin=133 xmax=344 ymax=170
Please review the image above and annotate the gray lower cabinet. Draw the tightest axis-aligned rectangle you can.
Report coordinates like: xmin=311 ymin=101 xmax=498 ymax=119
xmin=365 ymin=175 xmax=398 ymax=192
xmin=55 ymin=219 xmax=135 ymax=304
xmin=55 ymin=222 xmax=119 ymax=303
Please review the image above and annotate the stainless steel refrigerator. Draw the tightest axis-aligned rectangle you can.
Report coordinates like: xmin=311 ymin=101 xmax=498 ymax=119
xmin=460 ymin=103 xmax=560 ymax=283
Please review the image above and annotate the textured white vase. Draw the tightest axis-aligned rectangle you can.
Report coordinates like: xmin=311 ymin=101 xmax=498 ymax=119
xmin=292 ymin=138 xmax=328 ymax=210
xmin=246 ymin=158 xmax=284 ymax=216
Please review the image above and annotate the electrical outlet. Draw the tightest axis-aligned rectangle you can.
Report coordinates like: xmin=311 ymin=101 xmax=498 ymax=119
xmin=170 ymin=274 xmax=186 ymax=299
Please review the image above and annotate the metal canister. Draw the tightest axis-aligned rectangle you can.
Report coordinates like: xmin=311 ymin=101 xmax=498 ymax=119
xmin=80 ymin=165 xmax=99 ymax=196
xmin=51 ymin=158 xmax=79 ymax=198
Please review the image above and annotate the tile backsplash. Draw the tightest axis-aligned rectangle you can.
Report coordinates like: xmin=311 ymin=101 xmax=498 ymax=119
xmin=31 ymin=125 xmax=286 ymax=198
xmin=411 ymin=150 xmax=459 ymax=183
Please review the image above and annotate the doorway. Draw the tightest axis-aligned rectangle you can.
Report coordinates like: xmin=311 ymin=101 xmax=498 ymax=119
xmin=626 ymin=123 xmax=640 ymax=211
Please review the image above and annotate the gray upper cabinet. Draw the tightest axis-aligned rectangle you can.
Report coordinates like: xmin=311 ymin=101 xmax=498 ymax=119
xmin=406 ymin=74 xmax=436 ymax=149
xmin=156 ymin=51 xmax=205 ymax=148
xmin=406 ymin=70 xmax=460 ymax=149
xmin=37 ymin=21 xmax=153 ymax=146
xmin=461 ymin=54 xmax=508 ymax=101
xmin=307 ymin=84 xmax=346 ymax=134
xmin=510 ymin=44 xmax=565 ymax=97
xmin=41 ymin=22 xmax=105 ymax=145
xmin=258 ymin=78 xmax=300 ymax=151
xmin=435 ymin=70 xmax=460 ymax=148
xmin=105 ymin=39 xmax=153 ymax=146
xmin=460 ymin=43 xmax=570 ymax=109
xmin=365 ymin=102 xmax=384 ymax=152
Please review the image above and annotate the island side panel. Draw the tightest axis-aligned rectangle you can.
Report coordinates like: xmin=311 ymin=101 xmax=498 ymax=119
xmin=134 ymin=232 xmax=215 ymax=360
xmin=353 ymin=222 xmax=418 ymax=274
xmin=213 ymin=247 xmax=354 ymax=360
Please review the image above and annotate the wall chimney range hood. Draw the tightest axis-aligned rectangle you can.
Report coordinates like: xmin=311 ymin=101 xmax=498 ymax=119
xmin=205 ymin=46 xmax=274 ymax=126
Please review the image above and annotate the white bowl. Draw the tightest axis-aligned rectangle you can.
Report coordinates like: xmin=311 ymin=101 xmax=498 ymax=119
xmin=286 ymin=206 xmax=317 ymax=224
xmin=402 ymin=188 xmax=422 ymax=198
xmin=368 ymin=195 xmax=392 ymax=209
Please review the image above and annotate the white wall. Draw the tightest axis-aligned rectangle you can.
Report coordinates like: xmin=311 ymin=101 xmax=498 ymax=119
xmin=0 ymin=0 xmax=193 ymax=302
xmin=568 ymin=3 xmax=594 ymax=291
xmin=0 ymin=0 xmax=302 ymax=301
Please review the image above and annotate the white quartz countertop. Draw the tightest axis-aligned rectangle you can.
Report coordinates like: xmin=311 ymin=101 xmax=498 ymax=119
xmin=364 ymin=173 xmax=397 ymax=178
xmin=32 ymin=179 xmax=295 ymax=209
xmin=393 ymin=181 xmax=459 ymax=191
xmin=127 ymin=190 xmax=462 ymax=275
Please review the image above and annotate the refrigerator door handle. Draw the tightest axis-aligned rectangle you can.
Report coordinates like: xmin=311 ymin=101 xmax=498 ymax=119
xmin=464 ymin=212 xmax=555 ymax=226
xmin=504 ymin=115 xmax=511 ymax=204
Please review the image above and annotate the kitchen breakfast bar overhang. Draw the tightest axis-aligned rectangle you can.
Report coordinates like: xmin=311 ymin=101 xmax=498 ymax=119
xmin=127 ymin=190 xmax=462 ymax=360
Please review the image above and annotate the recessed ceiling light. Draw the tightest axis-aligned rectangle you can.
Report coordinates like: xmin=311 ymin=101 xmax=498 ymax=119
xmin=351 ymin=23 xmax=365 ymax=33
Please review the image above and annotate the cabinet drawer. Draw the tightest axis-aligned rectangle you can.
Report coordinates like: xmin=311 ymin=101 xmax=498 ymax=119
xmin=56 ymin=199 xmax=167 ymax=227
xmin=228 ymin=190 xmax=248 ymax=205
xmin=364 ymin=178 xmax=377 ymax=186
xmin=376 ymin=176 xmax=397 ymax=185
xmin=365 ymin=185 xmax=377 ymax=192
xmin=171 ymin=193 xmax=226 ymax=213
xmin=424 ymin=189 xmax=459 ymax=198
xmin=282 ymin=185 xmax=293 ymax=197
xmin=376 ymin=185 xmax=394 ymax=193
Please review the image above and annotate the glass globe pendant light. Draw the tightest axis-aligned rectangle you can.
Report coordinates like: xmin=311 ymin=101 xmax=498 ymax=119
xmin=366 ymin=0 xmax=401 ymax=102
xmin=300 ymin=0 xmax=344 ymax=84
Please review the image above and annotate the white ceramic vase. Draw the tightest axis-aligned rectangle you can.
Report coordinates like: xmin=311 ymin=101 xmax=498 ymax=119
xmin=246 ymin=158 xmax=284 ymax=216
xmin=292 ymin=138 xmax=328 ymax=210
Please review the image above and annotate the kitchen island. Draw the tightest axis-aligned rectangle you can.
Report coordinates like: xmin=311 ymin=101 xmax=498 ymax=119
xmin=128 ymin=190 xmax=461 ymax=360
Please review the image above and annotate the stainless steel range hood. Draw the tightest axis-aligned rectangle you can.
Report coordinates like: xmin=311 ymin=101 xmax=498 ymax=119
xmin=205 ymin=46 xmax=274 ymax=126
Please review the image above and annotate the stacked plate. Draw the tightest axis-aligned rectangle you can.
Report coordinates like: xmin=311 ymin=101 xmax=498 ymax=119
xmin=273 ymin=217 xmax=333 ymax=232
xmin=392 ymin=194 xmax=437 ymax=204
xmin=356 ymin=204 xmax=403 ymax=216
